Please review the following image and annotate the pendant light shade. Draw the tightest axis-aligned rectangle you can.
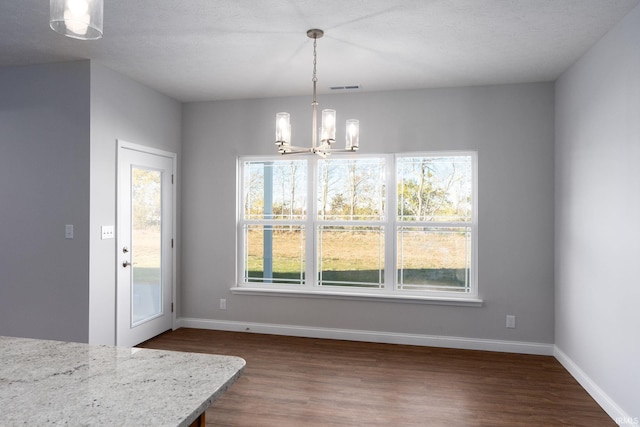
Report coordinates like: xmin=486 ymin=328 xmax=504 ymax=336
xmin=50 ymin=0 xmax=103 ymax=40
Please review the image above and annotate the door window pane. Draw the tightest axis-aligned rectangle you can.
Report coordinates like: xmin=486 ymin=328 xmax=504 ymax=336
xmin=131 ymin=167 xmax=162 ymax=325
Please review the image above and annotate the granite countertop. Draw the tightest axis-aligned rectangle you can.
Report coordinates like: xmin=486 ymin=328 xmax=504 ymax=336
xmin=0 ymin=336 xmax=245 ymax=426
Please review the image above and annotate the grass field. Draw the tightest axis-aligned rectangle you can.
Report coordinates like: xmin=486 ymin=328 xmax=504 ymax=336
xmin=132 ymin=228 xmax=161 ymax=284
xmin=246 ymin=227 xmax=470 ymax=288
xmin=133 ymin=226 xmax=470 ymax=289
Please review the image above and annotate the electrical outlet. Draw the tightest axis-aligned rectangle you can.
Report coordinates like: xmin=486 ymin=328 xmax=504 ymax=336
xmin=506 ymin=315 xmax=516 ymax=329
xmin=220 ymin=299 xmax=227 ymax=310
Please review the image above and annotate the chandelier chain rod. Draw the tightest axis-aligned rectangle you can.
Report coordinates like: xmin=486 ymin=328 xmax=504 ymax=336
xmin=311 ymin=36 xmax=319 ymax=150
xmin=312 ymin=37 xmax=318 ymax=104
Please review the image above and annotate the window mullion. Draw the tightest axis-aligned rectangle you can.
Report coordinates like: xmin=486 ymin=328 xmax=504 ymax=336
xmin=306 ymin=157 xmax=317 ymax=288
xmin=384 ymin=154 xmax=396 ymax=291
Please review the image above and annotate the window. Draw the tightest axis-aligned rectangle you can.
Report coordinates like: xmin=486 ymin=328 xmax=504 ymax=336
xmin=238 ymin=152 xmax=477 ymax=300
xmin=317 ymin=157 xmax=386 ymax=289
xmin=396 ymin=155 xmax=474 ymax=293
xmin=241 ymin=160 xmax=307 ymax=285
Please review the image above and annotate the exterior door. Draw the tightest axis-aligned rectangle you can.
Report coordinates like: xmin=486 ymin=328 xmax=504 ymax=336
xmin=117 ymin=141 xmax=175 ymax=347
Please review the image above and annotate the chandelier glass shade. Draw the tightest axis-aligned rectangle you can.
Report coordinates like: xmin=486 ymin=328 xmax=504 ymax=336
xmin=50 ymin=0 xmax=103 ymax=40
xmin=275 ymin=29 xmax=359 ymax=156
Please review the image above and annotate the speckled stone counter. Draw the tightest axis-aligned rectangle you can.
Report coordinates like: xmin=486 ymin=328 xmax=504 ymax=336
xmin=0 ymin=336 xmax=245 ymax=426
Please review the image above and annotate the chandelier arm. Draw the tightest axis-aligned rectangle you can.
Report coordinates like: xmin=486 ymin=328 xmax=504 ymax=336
xmin=279 ymin=147 xmax=313 ymax=155
xmin=322 ymin=147 xmax=359 ymax=153
xmin=284 ymin=145 xmax=312 ymax=151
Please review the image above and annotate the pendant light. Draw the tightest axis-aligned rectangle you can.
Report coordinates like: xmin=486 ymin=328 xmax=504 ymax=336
xmin=50 ymin=0 xmax=103 ymax=40
xmin=275 ymin=29 xmax=359 ymax=156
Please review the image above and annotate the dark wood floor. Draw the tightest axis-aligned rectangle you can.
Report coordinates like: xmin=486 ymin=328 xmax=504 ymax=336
xmin=139 ymin=328 xmax=614 ymax=427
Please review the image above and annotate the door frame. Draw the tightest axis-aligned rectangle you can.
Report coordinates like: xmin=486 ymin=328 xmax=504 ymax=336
xmin=116 ymin=139 xmax=177 ymax=344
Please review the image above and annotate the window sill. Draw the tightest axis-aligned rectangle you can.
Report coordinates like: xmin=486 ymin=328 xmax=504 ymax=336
xmin=230 ymin=287 xmax=483 ymax=307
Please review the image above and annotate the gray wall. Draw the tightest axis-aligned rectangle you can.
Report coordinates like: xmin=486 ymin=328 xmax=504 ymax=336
xmin=89 ymin=63 xmax=182 ymax=345
xmin=0 ymin=62 xmax=91 ymax=342
xmin=0 ymin=60 xmax=181 ymax=345
xmin=555 ymin=3 xmax=640 ymax=419
xmin=181 ymin=82 xmax=555 ymax=344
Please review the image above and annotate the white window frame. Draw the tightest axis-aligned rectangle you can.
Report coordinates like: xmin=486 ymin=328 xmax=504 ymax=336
xmin=234 ymin=152 xmax=481 ymax=307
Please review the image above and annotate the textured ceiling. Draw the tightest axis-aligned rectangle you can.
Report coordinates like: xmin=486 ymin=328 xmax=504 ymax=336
xmin=0 ymin=0 xmax=638 ymax=102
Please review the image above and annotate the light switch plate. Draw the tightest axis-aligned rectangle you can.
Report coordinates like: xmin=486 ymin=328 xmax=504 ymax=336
xmin=65 ymin=224 xmax=74 ymax=239
xmin=101 ymin=225 xmax=115 ymax=240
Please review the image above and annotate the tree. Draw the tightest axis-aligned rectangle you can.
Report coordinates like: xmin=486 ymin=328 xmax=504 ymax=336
xmin=132 ymin=168 xmax=161 ymax=229
xmin=244 ymin=165 xmax=264 ymax=219
xmin=398 ymin=157 xmax=466 ymax=222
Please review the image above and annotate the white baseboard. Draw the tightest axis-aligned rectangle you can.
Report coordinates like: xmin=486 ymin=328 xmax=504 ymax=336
xmin=176 ymin=317 xmax=554 ymax=355
xmin=554 ymin=346 xmax=636 ymax=426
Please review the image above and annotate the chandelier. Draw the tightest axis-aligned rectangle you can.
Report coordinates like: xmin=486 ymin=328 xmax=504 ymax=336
xmin=275 ymin=29 xmax=359 ymax=156
xmin=50 ymin=0 xmax=104 ymax=40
